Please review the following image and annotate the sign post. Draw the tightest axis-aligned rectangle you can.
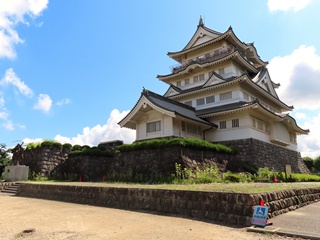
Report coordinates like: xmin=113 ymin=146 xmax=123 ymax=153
xmin=251 ymin=205 xmax=269 ymax=227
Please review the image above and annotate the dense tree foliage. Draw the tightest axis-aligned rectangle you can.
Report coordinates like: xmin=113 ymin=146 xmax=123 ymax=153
xmin=0 ymin=144 xmax=11 ymax=174
xmin=303 ymin=156 xmax=314 ymax=171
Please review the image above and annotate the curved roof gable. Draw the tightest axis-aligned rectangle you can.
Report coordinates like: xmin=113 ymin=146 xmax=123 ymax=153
xmin=118 ymin=88 xmax=215 ymax=130
xmin=167 ymin=22 xmax=267 ymax=68
xmin=252 ymin=67 xmax=279 ymax=99
xmin=181 ymin=21 xmax=222 ymax=52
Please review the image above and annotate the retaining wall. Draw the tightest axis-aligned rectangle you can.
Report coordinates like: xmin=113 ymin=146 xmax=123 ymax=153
xmin=219 ymin=138 xmax=310 ymax=173
xmin=16 ymin=183 xmax=320 ymax=226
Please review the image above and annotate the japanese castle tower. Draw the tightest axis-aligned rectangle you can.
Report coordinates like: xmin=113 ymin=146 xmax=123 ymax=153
xmin=119 ymin=18 xmax=308 ymax=153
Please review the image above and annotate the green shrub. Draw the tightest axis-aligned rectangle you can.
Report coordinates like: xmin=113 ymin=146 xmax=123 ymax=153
xmin=257 ymin=167 xmax=273 ymax=179
xmin=29 ymin=172 xmax=49 ymax=181
xmin=239 ymin=160 xmax=258 ymax=174
xmin=290 ymin=173 xmax=320 ymax=182
xmin=276 ymin=172 xmax=320 ymax=182
xmin=63 ymin=143 xmax=72 ymax=149
xmin=41 ymin=140 xmax=62 ymax=149
xmin=68 ymin=146 xmax=113 ymax=157
xmin=223 ymin=171 xmax=241 ymax=182
xmin=114 ymin=138 xmax=234 ymax=154
xmin=71 ymin=144 xmax=82 ymax=151
xmin=26 ymin=142 xmax=42 ymax=150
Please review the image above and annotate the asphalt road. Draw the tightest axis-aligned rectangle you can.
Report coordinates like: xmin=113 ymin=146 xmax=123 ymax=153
xmin=270 ymin=201 xmax=320 ymax=237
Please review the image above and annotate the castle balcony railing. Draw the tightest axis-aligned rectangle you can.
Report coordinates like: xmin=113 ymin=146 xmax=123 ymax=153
xmin=170 ymin=46 xmax=235 ymax=74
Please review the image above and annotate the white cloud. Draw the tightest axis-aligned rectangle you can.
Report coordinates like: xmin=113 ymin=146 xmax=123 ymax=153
xmin=53 ymin=109 xmax=135 ymax=146
xmin=295 ymin=112 xmax=307 ymax=120
xmin=0 ymin=68 xmax=34 ymax=97
xmin=267 ymin=0 xmax=311 ymax=12
xmin=268 ymin=45 xmax=320 ymax=158
xmin=33 ymin=93 xmax=52 ymax=112
xmin=0 ymin=111 xmax=9 ymax=120
xmin=56 ymin=98 xmax=71 ymax=106
xmin=0 ymin=93 xmax=4 ymax=107
xmin=268 ymin=45 xmax=320 ymax=110
xmin=3 ymin=119 xmax=14 ymax=130
xmin=0 ymin=0 xmax=48 ymax=59
xmin=298 ymin=113 xmax=320 ymax=158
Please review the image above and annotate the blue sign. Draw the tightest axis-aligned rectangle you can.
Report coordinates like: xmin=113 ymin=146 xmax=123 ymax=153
xmin=252 ymin=206 xmax=269 ymax=227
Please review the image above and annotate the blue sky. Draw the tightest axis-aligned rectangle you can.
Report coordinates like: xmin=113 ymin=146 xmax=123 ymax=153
xmin=1 ymin=0 xmax=320 ymax=157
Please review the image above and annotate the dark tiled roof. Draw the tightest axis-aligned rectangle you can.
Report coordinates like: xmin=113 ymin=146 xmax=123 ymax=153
xmin=196 ymin=101 xmax=254 ymax=116
xmin=143 ymin=89 xmax=215 ymax=127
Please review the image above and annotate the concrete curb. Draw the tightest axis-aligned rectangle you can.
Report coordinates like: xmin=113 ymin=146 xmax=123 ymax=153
xmin=247 ymin=226 xmax=320 ymax=240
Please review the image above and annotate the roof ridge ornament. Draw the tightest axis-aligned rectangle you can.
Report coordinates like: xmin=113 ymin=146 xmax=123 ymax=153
xmin=198 ymin=16 xmax=204 ymax=27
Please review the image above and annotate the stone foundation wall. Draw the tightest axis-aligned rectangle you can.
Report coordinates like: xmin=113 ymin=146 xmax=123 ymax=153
xmin=22 ymin=146 xmax=239 ymax=181
xmin=20 ymin=146 xmax=71 ymax=177
xmin=109 ymin=147 xmax=240 ymax=182
xmin=218 ymin=138 xmax=309 ymax=173
xmin=53 ymin=155 xmax=113 ymax=182
xmin=17 ymin=183 xmax=320 ymax=226
xmin=19 ymin=138 xmax=309 ymax=181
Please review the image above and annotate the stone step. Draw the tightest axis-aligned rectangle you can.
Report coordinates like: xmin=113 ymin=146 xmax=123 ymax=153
xmin=0 ymin=183 xmax=20 ymax=195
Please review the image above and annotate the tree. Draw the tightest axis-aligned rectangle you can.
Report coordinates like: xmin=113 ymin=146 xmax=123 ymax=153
xmin=314 ymin=156 xmax=320 ymax=172
xmin=0 ymin=144 xmax=11 ymax=175
xmin=303 ymin=156 xmax=314 ymax=171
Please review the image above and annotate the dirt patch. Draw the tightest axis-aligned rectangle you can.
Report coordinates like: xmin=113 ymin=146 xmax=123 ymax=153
xmin=0 ymin=194 xmax=301 ymax=240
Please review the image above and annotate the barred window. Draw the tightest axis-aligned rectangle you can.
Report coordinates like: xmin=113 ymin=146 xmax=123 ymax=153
xmin=232 ymin=119 xmax=239 ymax=128
xmin=185 ymin=78 xmax=190 ymax=85
xmin=219 ymin=91 xmax=232 ymax=101
xmin=196 ymin=98 xmax=205 ymax=106
xmin=219 ymin=121 xmax=226 ymax=129
xmin=147 ymin=121 xmax=161 ymax=133
xmin=182 ymin=121 xmax=202 ymax=135
xmin=177 ymin=81 xmax=181 ymax=87
xmin=206 ymin=95 xmax=215 ymax=104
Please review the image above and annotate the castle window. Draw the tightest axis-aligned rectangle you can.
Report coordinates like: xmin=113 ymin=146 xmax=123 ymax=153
xmin=265 ymin=123 xmax=270 ymax=133
xmin=182 ymin=121 xmax=202 ymax=135
xmin=219 ymin=91 xmax=232 ymax=101
xmin=193 ymin=76 xmax=199 ymax=83
xmin=177 ymin=81 xmax=181 ymax=87
xmin=196 ymin=98 xmax=205 ymax=106
xmin=290 ymin=134 xmax=297 ymax=144
xmin=252 ymin=117 xmax=270 ymax=135
xmin=147 ymin=121 xmax=161 ymax=133
xmin=232 ymin=119 xmax=239 ymax=128
xmin=219 ymin=121 xmax=226 ymax=129
xmin=218 ymin=68 xmax=225 ymax=76
xmin=185 ymin=78 xmax=190 ymax=85
xmin=199 ymin=74 xmax=205 ymax=81
xmin=206 ymin=95 xmax=215 ymax=104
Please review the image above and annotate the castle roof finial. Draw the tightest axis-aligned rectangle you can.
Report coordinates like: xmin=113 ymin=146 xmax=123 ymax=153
xmin=198 ymin=15 xmax=204 ymax=27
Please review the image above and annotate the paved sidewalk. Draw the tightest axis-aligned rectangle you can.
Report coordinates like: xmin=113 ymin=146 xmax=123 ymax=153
xmin=248 ymin=201 xmax=320 ymax=239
